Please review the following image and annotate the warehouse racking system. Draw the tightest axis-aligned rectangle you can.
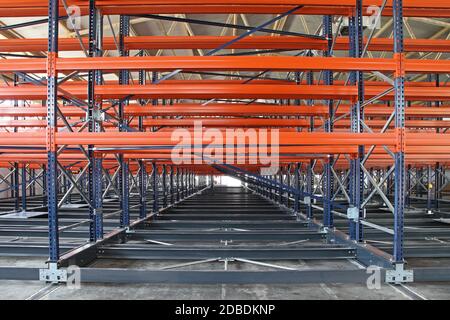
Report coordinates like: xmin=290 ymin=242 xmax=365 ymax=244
xmin=0 ymin=0 xmax=449 ymax=285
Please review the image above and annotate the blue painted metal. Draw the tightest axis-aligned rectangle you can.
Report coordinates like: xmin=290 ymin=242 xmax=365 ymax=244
xmin=21 ymin=166 xmax=27 ymax=211
xmin=13 ymin=164 xmax=19 ymax=212
xmin=435 ymin=74 xmax=441 ymax=211
xmin=170 ymin=166 xmax=174 ymax=204
xmin=406 ymin=165 xmax=411 ymax=207
xmin=286 ymin=165 xmax=291 ymax=208
xmin=176 ymin=168 xmax=180 ymax=202
xmin=95 ymin=9 xmax=104 ymax=239
xmin=162 ymin=165 xmax=167 ymax=207
xmin=427 ymin=165 xmax=432 ymax=212
xmin=349 ymin=1 xmax=365 ymax=241
xmin=46 ymin=0 xmax=60 ymax=263
xmin=88 ymin=0 xmax=104 ymax=240
xmin=118 ymin=15 xmax=130 ymax=228
xmin=183 ymin=169 xmax=187 ymax=198
xmin=42 ymin=165 xmax=47 ymax=207
xmin=152 ymin=163 xmax=159 ymax=213
xmin=393 ymin=0 xmax=405 ymax=263
xmin=278 ymin=169 xmax=283 ymax=204
xmin=322 ymin=15 xmax=334 ymax=228
xmin=294 ymin=163 xmax=301 ymax=214
xmin=138 ymin=51 xmax=147 ymax=220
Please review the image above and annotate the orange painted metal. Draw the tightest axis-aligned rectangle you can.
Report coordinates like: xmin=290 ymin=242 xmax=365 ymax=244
xmin=1 ymin=104 xmax=450 ymax=118
xmin=1 ymin=37 xmax=449 ymax=53
xmin=2 ymin=84 xmax=450 ymax=101
xmin=3 ymin=118 xmax=450 ymax=129
xmin=2 ymin=56 xmax=450 ymax=74
xmin=2 ymin=1 xmax=450 ymax=18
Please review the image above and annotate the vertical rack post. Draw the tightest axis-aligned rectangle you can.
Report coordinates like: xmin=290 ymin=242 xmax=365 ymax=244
xmin=152 ymin=162 xmax=159 ymax=213
xmin=138 ymin=51 xmax=147 ymax=219
xmin=349 ymin=0 xmax=364 ymax=241
xmin=88 ymin=0 xmax=104 ymax=240
xmin=294 ymin=163 xmax=301 ymax=214
xmin=393 ymin=0 xmax=406 ymax=265
xmin=306 ymin=51 xmax=314 ymax=219
xmin=322 ymin=14 xmax=334 ymax=228
xmin=176 ymin=168 xmax=181 ymax=202
xmin=170 ymin=165 xmax=174 ymax=204
xmin=118 ymin=15 xmax=130 ymax=228
xmin=46 ymin=0 xmax=60 ymax=263
xmin=162 ymin=164 xmax=167 ymax=207
xmin=21 ymin=165 xmax=27 ymax=212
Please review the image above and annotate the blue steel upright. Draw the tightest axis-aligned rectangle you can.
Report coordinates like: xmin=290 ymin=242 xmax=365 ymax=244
xmin=152 ymin=162 xmax=159 ymax=213
xmin=306 ymin=52 xmax=314 ymax=220
xmin=348 ymin=1 xmax=365 ymax=241
xmin=322 ymin=15 xmax=334 ymax=228
xmin=88 ymin=0 xmax=104 ymax=240
xmin=393 ymin=0 xmax=406 ymax=264
xmin=138 ymin=51 xmax=147 ymax=219
xmin=118 ymin=15 xmax=130 ymax=228
xmin=46 ymin=0 xmax=60 ymax=262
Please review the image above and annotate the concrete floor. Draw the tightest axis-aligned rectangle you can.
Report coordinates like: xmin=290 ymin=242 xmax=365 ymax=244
xmin=1 ymin=256 xmax=450 ymax=300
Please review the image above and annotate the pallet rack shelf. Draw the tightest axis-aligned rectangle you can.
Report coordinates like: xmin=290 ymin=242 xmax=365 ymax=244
xmin=0 ymin=0 xmax=449 ymax=285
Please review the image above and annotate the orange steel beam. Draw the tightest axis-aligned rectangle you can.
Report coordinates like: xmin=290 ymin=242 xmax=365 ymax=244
xmin=2 ymin=1 xmax=450 ymax=17
xmin=1 ymin=146 xmax=448 ymax=157
xmin=3 ymin=84 xmax=450 ymax=101
xmin=2 ymin=105 xmax=449 ymax=118
xmin=0 ymin=131 xmax=449 ymax=148
xmin=91 ymin=1 xmax=448 ymax=9
xmin=1 ymin=37 xmax=449 ymax=53
xmin=94 ymin=1 xmax=450 ymax=17
xmin=0 ymin=131 xmax=397 ymax=147
xmin=0 ymin=84 xmax=358 ymax=100
xmin=2 ymin=119 xmax=450 ymax=129
xmin=36 ymin=79 xmax=450 ymax=87
xmin=2 ymin=57 xmax=450 ymax=74
xmin=54 ymin=56 xmax=398 ymax=72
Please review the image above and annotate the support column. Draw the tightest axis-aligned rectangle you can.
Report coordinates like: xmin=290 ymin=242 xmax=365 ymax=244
xmin=278 ymin=169 xmax=283 ymax=204
xmin=118 ymin=15 xmax=130 ymax=228
xmin=152 ymin=163 xmax=159 ymax=213
xmin=138 ymin=51 xmax=147 ymax=219
xmin=306 ymin=52 xmax=314 ymax=220
xmin=46 ymin=0 xmax=60 ymax=262
xmin=349 ymin=2 xmax=364 ymax=241
xmin=393 ymin=0 xmax=406 ymax=265
xmin=322 ymin=15 xmax=334 ymax=228
xmin=162 ymin=165 xmax=167 ymax=207
xmin=176 ymin=168 xmax=181 ymax=202
xmin=14 ymin=164 xmax=19 ymax=212
xmin=139 ymin=162 xmax=147 ymax=219
xmin=286 ymin=164 xmax=291 ymax=208
xmin=170 ymin=166 xmax=174 ymax=204
xmin=42 ymin=165 xmax=47 ymax=207
xmin=427 ymin=165 xmax=433 ymax=214
xmin=435 ymin=74 xmax=441 ymax=211
xmin=294 ymin=163 xmax=301 ymax=214
xmin=21 ymin=165 xmax=27 ymax=212
xmin=88 ymin=0 xmax=104 ymax=240
xmin=406 ymin=165 xmax=411 ymax=207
